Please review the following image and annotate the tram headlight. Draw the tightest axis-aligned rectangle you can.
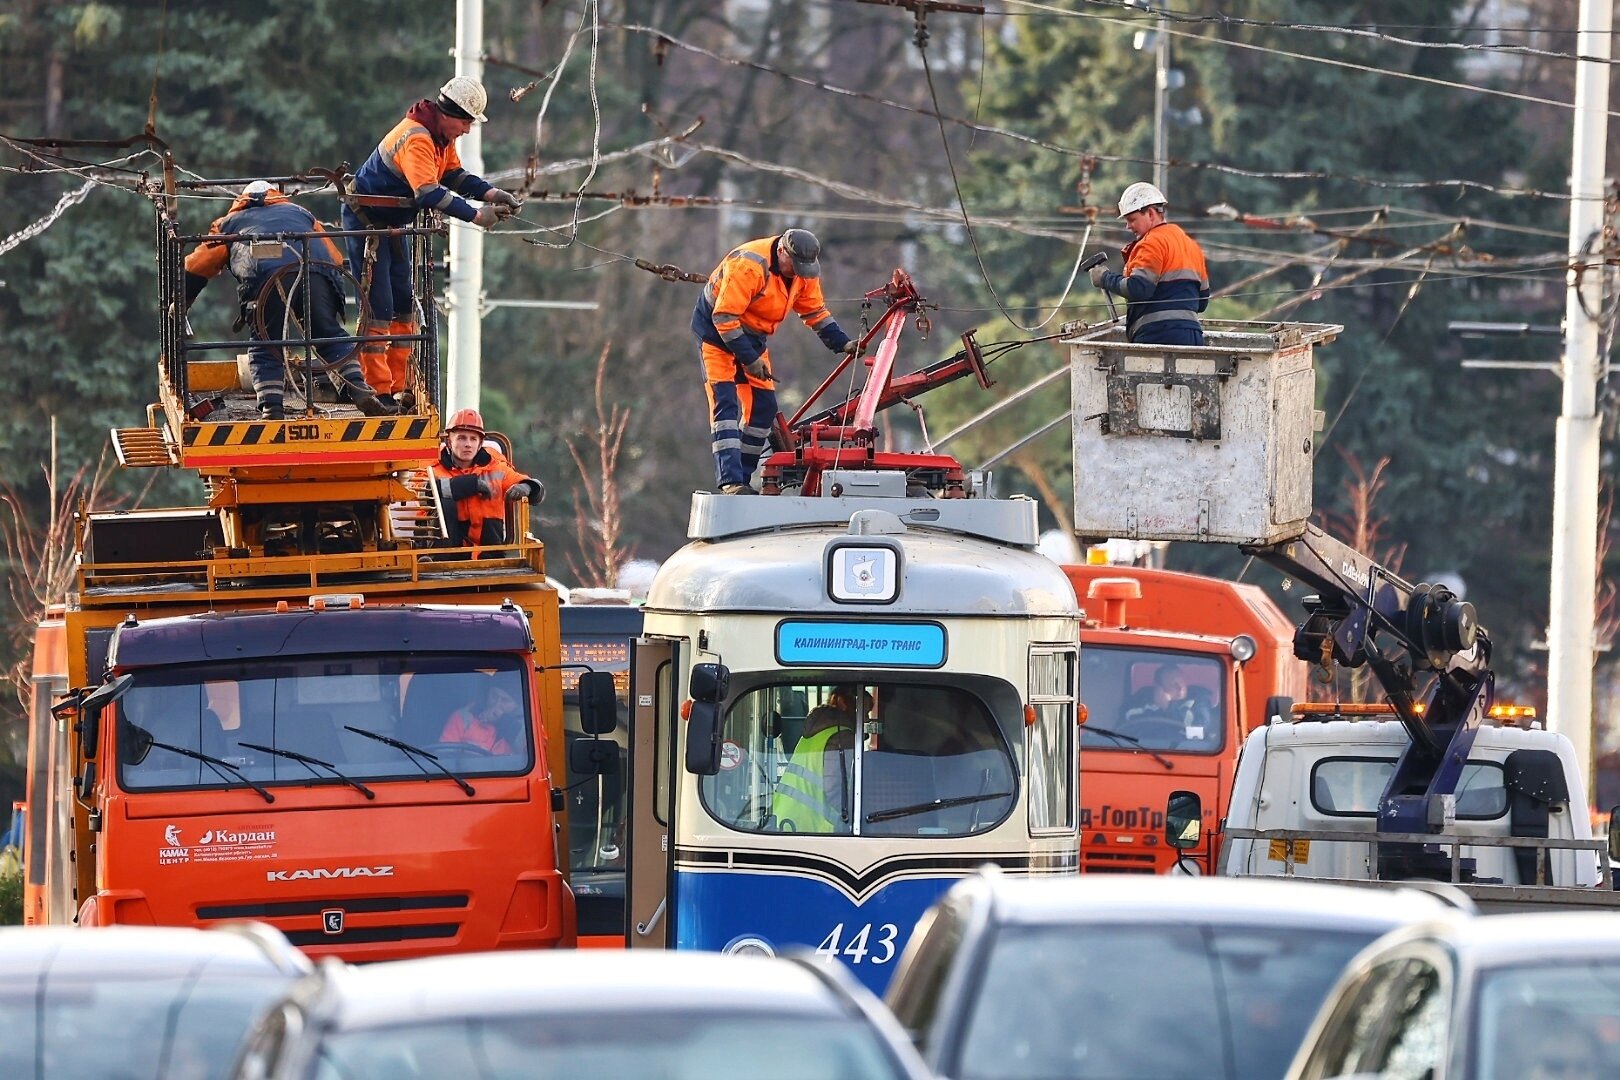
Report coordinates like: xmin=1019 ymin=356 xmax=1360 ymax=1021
xmin=722 ymin=935 xmax=776 ymax=957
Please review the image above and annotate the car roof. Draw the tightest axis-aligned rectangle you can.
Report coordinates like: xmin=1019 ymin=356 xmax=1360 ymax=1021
xmin=962 ymin=875 xmax=1453 ymax=932
xmin=0 ymin=924 xmax=310 ymax=980
xmin=308 ymin=950 xmax=862 ymax=1031
xmin=1389 ymin=911 xmax=1620 ymax=968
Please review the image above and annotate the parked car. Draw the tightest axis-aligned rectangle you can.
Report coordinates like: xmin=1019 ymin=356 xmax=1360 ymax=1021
xmin=884 ymin=872 xmax=1463 ymax=1080
xmin=229 ymin=948 xmax=933 ymax=1080
xmin=1287 ymin=911 xmax=1620 ymax=1080
xmin=0 ymin=923 xmax=311 ymax=1080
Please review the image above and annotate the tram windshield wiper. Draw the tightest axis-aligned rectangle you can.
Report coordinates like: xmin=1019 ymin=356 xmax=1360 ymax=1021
xmin=343 ymin=725 xmax=476 ymax=796
xmin=238 ymin=741 xmax=375 ymax=800
xmin=1083 ymin=724 xmax=1175 ymax=770
xmin=139 ymin=736 xmax=276 ymax=803
xmin=866 ymin=790 xmax=1013 ymax=823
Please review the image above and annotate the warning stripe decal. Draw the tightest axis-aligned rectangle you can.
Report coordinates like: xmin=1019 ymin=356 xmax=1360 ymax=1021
xmin=182 ymin=417 xmax=436 ymax=447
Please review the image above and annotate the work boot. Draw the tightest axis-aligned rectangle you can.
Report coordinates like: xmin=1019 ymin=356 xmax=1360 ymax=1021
xmin=396 ymin=387 xmax=417 ymax=412
xmin=258 ymin=403 xmax=285 ymax=421
xmin=720 ymin=483 xmax=759 ymax=495
xmin=352 ymin=391 xmax=395 ymax=417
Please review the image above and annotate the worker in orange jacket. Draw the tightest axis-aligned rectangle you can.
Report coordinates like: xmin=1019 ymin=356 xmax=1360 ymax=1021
xmin=431 ymin=409 xmax=544 ymax=550
xmin=1089 ymin=181 xmax=1210 ymax=346
xmin=344 ymin=76 xmax=521 ymax=407
xmin=184 ymin=181 xmax=390 ymax=420
xmin=690 ymin=229 xmax=856 ymax=494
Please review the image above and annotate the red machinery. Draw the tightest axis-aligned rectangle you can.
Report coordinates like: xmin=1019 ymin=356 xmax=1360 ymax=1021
xmin=761 ymin=270 xmax=994 ymax=497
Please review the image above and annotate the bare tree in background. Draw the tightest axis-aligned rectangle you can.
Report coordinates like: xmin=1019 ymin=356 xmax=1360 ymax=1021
xmin=1316 ymin=451 xmax=1408 ymax=704
xmin=565 ymin=342 xmax=634 ymax=588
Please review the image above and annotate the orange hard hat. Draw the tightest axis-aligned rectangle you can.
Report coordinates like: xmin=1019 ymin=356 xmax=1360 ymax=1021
xmin=443 ymin=408 xmax=485 ymax=436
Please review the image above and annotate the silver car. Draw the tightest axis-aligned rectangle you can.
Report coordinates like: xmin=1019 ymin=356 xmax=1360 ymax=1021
xmin=0 ymin=923 xmax=311 ymax=1080
xmin=1287 ymin=911 xmax=1620 ymax=1080
xmin=884 ymin=873 xmax=1460 ymax=1080
xmin=229 ymin=948 xmax=934 ymax=1080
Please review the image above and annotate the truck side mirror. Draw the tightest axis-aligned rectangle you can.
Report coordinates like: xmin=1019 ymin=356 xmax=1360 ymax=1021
xmin=1264 ymin=695 xmax=1294 ymax=726
xmin=575 ymin=670 xmax=619 ymax=735
xmin=1165 ymin=789 xmax=1202 ymax=849
xmin=65 ymin=674 xmax=134 ymax=761
xmin=684 ymin=663 xmax=730 ymax=776
xmin=569 ymin=737 xmax=620 ymax=777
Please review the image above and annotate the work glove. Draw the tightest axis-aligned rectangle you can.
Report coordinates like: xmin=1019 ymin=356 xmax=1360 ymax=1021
xmin=506 ymin=479 xmax=545 ymax=504
xmin=445 ymin=474 xmax=495 ymax=500
xmin=1088 ymin=263 xmax=1108 ymax=288
xmin=743 ymin=357 xmax=772 ymax=382
xmin=485 ymin=189 xmax=522 ymax=211
xmin=472 ymin=204 xmax=503 ymax=228
xmin=841 ymin=340 xmax=859 ymax=356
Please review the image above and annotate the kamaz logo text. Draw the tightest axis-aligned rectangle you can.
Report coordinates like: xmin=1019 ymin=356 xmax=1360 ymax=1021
xmin=265 ymin=866 xmax=395 ymax=882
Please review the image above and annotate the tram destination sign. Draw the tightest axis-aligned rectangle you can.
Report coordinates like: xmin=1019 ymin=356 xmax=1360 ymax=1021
xmin=775 ymin=620 xmax=946 ymax=667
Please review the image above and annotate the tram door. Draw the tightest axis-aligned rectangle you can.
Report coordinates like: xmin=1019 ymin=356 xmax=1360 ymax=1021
xmin=626 ymin=638 xmax=677 ymax=948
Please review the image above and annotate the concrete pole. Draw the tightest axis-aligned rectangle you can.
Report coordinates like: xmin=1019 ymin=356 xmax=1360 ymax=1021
xmin=1152 ymin=8 xmax=1168 ymax=194
xmin=1547 ymin=0 xmax=1611 ymax=802
xmin=446 ymin=0 xmax=484 ymax=416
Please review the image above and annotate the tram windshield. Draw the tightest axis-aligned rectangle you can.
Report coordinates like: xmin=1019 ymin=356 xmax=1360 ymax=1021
xmin=116 ymin=654 xmax=534 ymax=792
xmin=701 ymin=678 xmax=1020 ymax=838
xmin=1079 ymin=646 xmax=1227 ymax=755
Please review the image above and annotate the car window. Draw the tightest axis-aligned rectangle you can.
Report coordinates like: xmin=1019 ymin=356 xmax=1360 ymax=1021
xmin=1315 ymin=957 xmax=1446 ymax=1080
xmin=886 ymin=891 xmax=972 ymax=1043
xmin=307 ymin=1012 xmax=911 ymax=1080
xmin=952 ymin=923 xmax=1382 ymax=1080
xmin=1311 ymin=757 xmax=1507 ymax=818
xmin=1475 ymin=961 xmax=1620 ymax=1079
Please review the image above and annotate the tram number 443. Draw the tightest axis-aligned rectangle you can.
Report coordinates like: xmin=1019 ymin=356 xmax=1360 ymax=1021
xmin=815 ymin=922 xmax=900 ymax=965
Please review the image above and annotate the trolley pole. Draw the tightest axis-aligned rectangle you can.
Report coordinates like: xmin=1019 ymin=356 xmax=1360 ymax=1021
xmin=446 ymin=0 xmax=484 ymax=416
xmin=1547 ymin=0 xmax=1611 ymax=800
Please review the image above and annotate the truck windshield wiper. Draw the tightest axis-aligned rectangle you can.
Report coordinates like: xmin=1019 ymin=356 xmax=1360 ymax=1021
xmin=1083 ymin=724 xmax=1176 ymax=770
xmin=866 ymin=790 xmax=1013 ymax=824
xmin=238 ymin=742 xmax=375 ymax=800
xmin=144 ymin=738 xmax=276 ymax=803
xmin=343 ymin=726 xmax=476 ymax=796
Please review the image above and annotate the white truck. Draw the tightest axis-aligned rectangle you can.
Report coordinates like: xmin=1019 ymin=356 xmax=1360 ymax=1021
xmin=1065 ymin=319 xmax=1620 ymax=911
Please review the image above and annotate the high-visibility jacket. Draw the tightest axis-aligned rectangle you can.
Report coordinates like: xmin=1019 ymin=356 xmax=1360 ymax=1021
xmin=691 ymin=236 xmax=850 ymax=367
xmin=772 ymin=724 xmax=853 ymax=833
xmin=440 ymin=707 xmax=512 ymax=755
xmin=351 ymin=102 xmax=493 ymax=226
xmin=1100 ymin=221 xmax=1210 ymax=344
xmin=431 ymin=444 xmax=534 ymax=548
xmin=184 ymin=189 xmax=345 ymax=305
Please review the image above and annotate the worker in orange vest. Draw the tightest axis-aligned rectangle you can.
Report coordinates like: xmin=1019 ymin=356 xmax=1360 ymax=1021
xmin=344 ymin=76 xmax=521 ymax=408
xmin=1088 ymin=181 xmax=1210 ymax=346
xmin=691 ymin=229 xmax=855 ymax=494
xmin=430 ymin=409 xmax=544 ymax=549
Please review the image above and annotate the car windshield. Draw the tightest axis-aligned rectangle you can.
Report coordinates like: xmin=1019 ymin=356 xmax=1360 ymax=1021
xmin=956 ymin=922 xmax=1382 ymax=1080
xmin=116 ymin=654 xmax=534 ymax=791
xmin=1473 ymin=959 xmax=1620 ymax=1079
xmin=1 ymin=972 xmax=293 ymax=1080
xmin=308 ymin=1011 xmax=908 ymax=1080
xmin=1079 ymin=647 xmax=1227 ymax=755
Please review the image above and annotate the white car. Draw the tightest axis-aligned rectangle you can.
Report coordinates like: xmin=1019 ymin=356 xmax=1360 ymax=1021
xmin=0 ymin=923 xmax=310 ymax=1080
xmin=884 ymin=873 xmax=1463 ymax=1080
xmin=229 ymin=948 xmax=934 ymax=1080
xmin=1287 ymin=911 xmax=1620 ymax=1080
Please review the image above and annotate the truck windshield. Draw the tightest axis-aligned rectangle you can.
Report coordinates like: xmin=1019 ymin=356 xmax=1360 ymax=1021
xmin=1080 ymin=646 xmax=1227 ymax=754
xmin=116 ymin=655 xmax=533 ymax=791
xmin=700 ymin=677 xmax=1018 ymax=838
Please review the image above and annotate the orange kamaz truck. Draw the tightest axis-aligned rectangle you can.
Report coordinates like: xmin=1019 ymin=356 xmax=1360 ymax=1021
xmin=25 ymin=188 xmax=588 ymax=960
xmin=1065 ymin=561 xmax=1306 ymax=874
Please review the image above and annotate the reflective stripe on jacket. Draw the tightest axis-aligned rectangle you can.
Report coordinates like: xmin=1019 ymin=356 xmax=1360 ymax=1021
xmin=771 ymin=724 xmax=852 ymax=833
xmin=430 ymin=445 xmax=533 ymax=548
xmin=1103 ymin=222 xmax=1210 ymax=342
xmin=183 ymin=190 xmax=345 ymax=300
xmin=690 ymin=236 xmax=849 ymax=366
xmin=351 ymin=110 xmax=492 ymax=225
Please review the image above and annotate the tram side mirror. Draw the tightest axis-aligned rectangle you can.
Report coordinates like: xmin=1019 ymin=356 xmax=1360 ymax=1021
xmin=1165 ymin=790 xmax=1202 ymax=849
xmin=576 ymin=671 xmax=619 ymax=735
xmin=59 ymin=674 xmax=134 ymax=761
xmin=685 ymin=663 xmax=730 ymax=776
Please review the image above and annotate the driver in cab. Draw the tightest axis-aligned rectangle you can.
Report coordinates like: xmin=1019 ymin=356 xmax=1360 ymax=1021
xmin=440 ymin=679 xmax=521 ymax=755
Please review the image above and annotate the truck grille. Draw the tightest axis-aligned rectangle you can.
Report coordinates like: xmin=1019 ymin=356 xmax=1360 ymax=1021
xmin=1080 ymin=850 xmax=1159 ymax=874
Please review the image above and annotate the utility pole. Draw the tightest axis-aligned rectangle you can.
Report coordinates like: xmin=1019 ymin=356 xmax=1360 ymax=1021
xmin=1547 ymin=0 xmax=1611 ymax=799
xmin=446 ymin=0 xmax=484 ymax=416
xmin=1152 ymin=4 xmax=1168 ymax=194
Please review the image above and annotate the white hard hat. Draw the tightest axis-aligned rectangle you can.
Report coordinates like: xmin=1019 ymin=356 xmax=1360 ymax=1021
xmin=1118 ymin=181 xmax=1168 ymax=218
xmin=438 ymin=75 xmax=488 ymax=124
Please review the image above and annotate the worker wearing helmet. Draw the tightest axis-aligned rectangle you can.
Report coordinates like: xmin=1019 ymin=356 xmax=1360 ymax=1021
xmin=691 ymin=230 xmax=857 ymax=494
xmin=1088 ymin=182 xmax=1210 ymax=346
xmin=430 ymin=409 xmax=545 ymax=550
xmin=184 ymin=181 xmax=392 ymax=420
xmin=343 ymin=77 xmax=522 ymax=406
